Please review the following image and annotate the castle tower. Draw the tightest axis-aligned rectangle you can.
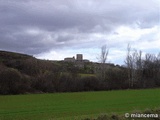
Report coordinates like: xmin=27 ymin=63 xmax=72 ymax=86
xmin=76 ymin=54 xmax=83 ymax=61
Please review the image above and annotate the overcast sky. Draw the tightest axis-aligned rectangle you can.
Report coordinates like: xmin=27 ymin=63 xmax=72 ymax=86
xmin=0 ymin=0 xmax=160 ymax=64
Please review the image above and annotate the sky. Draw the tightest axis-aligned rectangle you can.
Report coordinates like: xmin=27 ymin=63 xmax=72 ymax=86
xmin=0 ymin=0 xmax=160 ymax=65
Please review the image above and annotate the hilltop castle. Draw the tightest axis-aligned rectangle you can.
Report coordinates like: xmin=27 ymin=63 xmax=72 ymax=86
xmin=64 ymin=54 xmax=89 ymax=62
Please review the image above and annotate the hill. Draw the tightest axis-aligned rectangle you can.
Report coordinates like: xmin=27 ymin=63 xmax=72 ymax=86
xmin=0 ymin=50 xmax=104 ymax=94
xmin=0 ymin=50 xmax=60 ymax=94
xmin=0 ymin=50 xmax=126 ymax=94
xmin=0 ymin=50 xmax=159 ymax=95
xmin=0 ymin=50 xmax=33 ymax=61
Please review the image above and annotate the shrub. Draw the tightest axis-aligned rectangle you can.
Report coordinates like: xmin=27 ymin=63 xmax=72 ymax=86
xmin=80 ymin=76 xmax=100 ymax=91
xmin=33 ymin=71 xmax=55 ymax=92
xmin=0 ymin=68 xmax=22 ymax=94
xmin=0 ymin=68 xmax=31 ymax=94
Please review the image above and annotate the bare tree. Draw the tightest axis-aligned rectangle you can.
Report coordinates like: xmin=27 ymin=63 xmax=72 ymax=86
xmin=135 ymin=50 xmax=143 ymax=86
xmin=100 ymin=45 xmax=109 ymax=64
xmin=125 ymin=44 xmax=133 ymax=87
xmin=96 ymin=45 xmax=109 ymax=81
xmin=124 ymin=44 xmax=142 ymax=87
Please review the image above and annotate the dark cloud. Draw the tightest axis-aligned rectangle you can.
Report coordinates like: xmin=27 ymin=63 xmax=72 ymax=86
xmin=0 ymin=0 xmax=159 ymax=55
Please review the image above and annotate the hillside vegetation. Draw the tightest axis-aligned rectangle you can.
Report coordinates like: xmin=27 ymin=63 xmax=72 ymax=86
xmin=0 ymin=50 xmax=160 ymax=94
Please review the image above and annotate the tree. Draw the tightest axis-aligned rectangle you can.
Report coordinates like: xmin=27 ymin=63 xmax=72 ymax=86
xmin=100 ymin=45 xmax=109 ymax=64
xmin=96 ymin=45 xmax=109 ymax=81
xmin=125 ymin=44 xmax=142 ymax=88
xmin=0 ymin=68 xmax=23 ymax=94
xmin=125 ymin=44 xmax=133 ymax=87
xmin=125 ymin=44 xmax=160 ymax=88
xmin=142 ymin=53 xmax=159 ymax=87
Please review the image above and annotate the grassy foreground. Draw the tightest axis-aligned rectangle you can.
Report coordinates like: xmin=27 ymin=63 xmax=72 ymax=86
xmin=0 ymin=89 xmax=160 ymax=120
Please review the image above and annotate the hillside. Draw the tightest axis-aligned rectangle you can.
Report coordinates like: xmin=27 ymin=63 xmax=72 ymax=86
xmin=0 ymin=50 xmax=38 ymax=73
xmin=0 ymin=50 xmax=124 ymax=94
xmin=0 ymin=50 xmax=159 ymax=95
xmin=0 ymin=50 xmax=105 ymax=94
xmin=0 ymin=50 xmax=33 ymax=61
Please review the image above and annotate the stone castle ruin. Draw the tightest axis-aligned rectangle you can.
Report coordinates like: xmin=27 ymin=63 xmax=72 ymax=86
xmin=64 ymin=54 xmax=89 ymax=62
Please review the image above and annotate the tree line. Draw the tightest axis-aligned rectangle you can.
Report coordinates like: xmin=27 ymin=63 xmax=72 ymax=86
xmin=0 ymin=45 xmax=159 ymax=95
xmin=125 ymin=44 xmax=160 ymax=88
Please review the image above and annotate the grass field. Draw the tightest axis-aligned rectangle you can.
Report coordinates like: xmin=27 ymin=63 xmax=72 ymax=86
xmin=79 ymin=73 xmax=95 ymax=77
xmin=0 ymin=89 xmax=160 ymax=120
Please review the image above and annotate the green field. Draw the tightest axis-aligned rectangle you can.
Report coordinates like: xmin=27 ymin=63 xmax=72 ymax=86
xmin=0 ymin=89 xmax=160 ymax=120
xmin=79 ymin=73 xmax=95 ymax=77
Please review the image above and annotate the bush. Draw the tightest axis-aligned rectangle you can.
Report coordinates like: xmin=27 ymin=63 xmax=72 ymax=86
xmin=0 ymin=68 xmax=31 ymax=94
xmin=106 ymin=67 xmax=128 ymax=90
xmin=83 ymin=108 xmax=160 ymax=120
xmin=33 ymin=71 xmax=56 ymax=92
xmin=80 ymin=76 xmax=100 ymax=91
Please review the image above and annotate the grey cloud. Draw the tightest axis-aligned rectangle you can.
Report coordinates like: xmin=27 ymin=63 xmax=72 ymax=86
xmin=0 ymin=0 xmax=159 ymax=55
